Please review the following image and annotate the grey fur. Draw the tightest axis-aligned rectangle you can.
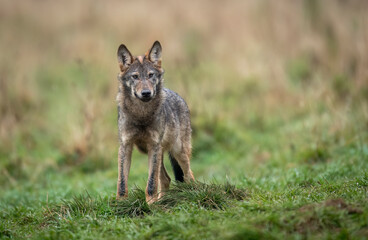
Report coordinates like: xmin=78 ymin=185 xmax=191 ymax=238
xmin=116 ymin=41 xmax=194 ymax=203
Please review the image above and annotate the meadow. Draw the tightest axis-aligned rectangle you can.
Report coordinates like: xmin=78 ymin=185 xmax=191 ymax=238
xmin=1 ymin=1 xmax=368 ymax=239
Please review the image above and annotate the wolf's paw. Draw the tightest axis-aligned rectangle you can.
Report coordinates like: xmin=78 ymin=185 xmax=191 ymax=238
xmin=184 ymin=171 xmax=195 ymax=182
xmin=158 ymin=192 xmax=166 ymax=200
xmin=145 ymin=195 xmax=158 ymax=205
xmin=116 ymin=194 xmax=128 ymax=200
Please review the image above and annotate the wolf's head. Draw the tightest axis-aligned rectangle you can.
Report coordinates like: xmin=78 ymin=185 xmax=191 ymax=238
xmin=117 ymin=41 xmax=164 ymax=103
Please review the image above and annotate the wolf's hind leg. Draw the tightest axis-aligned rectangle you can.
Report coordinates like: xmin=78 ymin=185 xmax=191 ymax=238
xmin=168 ymin=152 xmax=184 ymax=182
xmin=171 ymin=144 xmax=194 ymax=182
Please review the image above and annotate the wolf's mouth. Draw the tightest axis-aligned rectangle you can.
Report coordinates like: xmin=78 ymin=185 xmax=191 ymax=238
xmin=140 ymin=97 xmax=151 ymax=102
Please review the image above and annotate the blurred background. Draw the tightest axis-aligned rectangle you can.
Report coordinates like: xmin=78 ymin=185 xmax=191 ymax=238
xmin=1 ymin=0 xmax=367 ymax=197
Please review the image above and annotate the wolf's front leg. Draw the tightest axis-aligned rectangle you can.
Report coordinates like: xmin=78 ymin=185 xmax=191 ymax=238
xmin=116 ymin=143 xmax=133 ymax=199
xmin=146 ymin=144 xmax=163 ymax=204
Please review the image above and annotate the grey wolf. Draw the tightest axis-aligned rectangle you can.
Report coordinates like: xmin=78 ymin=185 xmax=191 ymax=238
xmin=116 ymin=41 xmax=195 ymax=203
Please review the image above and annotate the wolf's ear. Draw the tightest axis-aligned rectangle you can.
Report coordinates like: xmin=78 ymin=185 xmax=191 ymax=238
xmin=117 ymin=44 xmax=133 ymax=72
xmin=147 ymin=41 xmax=162 ymax=67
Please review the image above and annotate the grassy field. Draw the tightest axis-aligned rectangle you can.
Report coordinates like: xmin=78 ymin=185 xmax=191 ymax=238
xmin=1 ymin=0 xmax=368 ymax=239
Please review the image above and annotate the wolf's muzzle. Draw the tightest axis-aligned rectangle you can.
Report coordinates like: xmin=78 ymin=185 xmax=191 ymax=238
xmin=136 ymin=90 xmax=152 ymax=102
xmin=141 ymin=90 xmax=152 ymax=98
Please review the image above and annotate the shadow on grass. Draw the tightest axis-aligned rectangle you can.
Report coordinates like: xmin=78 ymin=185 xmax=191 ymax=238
xmin=43 ymin=181 xmax=248 ymax=224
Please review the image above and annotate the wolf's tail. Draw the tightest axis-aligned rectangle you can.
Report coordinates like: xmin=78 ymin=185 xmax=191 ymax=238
xmin=168 ymin=152 xmax=184 ymax=182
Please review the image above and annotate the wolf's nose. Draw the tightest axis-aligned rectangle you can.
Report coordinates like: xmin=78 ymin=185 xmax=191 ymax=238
xmin=141 ymin=90 xmax=152 ymax=98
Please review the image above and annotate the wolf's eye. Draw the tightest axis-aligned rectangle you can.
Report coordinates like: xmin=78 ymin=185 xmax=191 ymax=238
xmin=148 ymin=73 xmax=154 ymax=78
xmin=131 ymin=74 xmax=139 ymax=80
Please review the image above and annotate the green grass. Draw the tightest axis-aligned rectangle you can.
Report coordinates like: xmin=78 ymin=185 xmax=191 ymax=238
xmin=1 ymin=138 xmax=368 ymax=239
xmin=1 ymin=59 xmax=368 ymax=239
xmin=1 ymin=63 xmax=368 ymax=238
xmin=1 ymin=1 xmax=368 ymax=239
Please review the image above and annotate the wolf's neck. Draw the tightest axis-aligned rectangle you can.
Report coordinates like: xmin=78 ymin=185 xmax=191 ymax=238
xmin=120 ymin=90 xmax=164 ymax=124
